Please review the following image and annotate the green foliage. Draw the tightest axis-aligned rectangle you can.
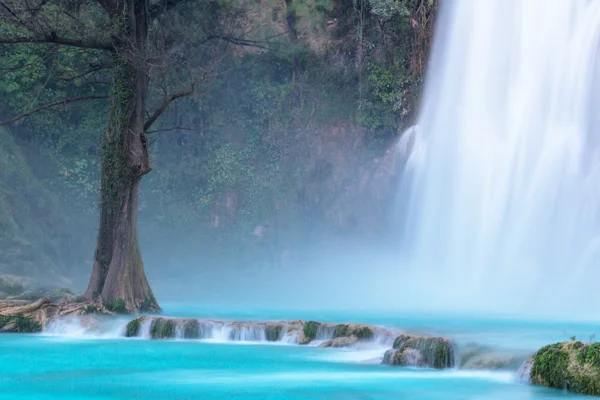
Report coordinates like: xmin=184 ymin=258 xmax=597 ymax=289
xmin=183 ymin=320 xmax=199 ymax=339
xmin=139 ymin=295 xmax=159 ymax=313
xmin=104 ymin=298 xmax=127 ymax=314
xmin=333 ymin=324 xmax=349 ymax=338
xmin=125 ymin=318 xmax=142 ymax=337
xmin=391 ymin=335 xmax=455 ymax=369
xmin=303 ymin=321 xmax=321 ymax=340
xmin=532 ymin=341 xmax=600 ymax=395
xmin=352 ymin=326 xmax=374 ymax=340
xmin=265 ymin=325 xmax=283 ymax=341
xmin=15 ymin=316 xmax=42 ymax=333
xmin=150 ymin=318 xmax=176 ymax=339
xmin=0 ymin=316 xmax=42 ymax=333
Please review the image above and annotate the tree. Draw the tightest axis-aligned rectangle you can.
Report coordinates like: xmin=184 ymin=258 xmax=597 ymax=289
xmin=0 ymin=0 xmax=267 ymax=311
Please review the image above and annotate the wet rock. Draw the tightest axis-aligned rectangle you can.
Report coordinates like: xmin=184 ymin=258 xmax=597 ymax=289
xmin=126 ymin=317 xmax=144 ymax=337
xmin=529 ymin=341 xmax=600 ymax=396
xmin=320 ymin=335 xmax=359 ymax=348
xmin=517 ymin=358 xmax=533 ymax=383
xmin=459 ymin=345 xmax=527 ymax=370
xmin=265 ymin=324 xmax=283 ymax=341
xmin=302 ymin=321 xmax=321 ymax=342
xmin=150 ymin=318 xmax=176 ymax=339
xmin=183 ymin=319 xmax=199 ymax=339
xmin=383 ymin=334 xmax=455 ymax=369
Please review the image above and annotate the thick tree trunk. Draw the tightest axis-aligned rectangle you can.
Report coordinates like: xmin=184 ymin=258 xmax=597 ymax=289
xmin=84 ymin=0 xmax=159 ymax=312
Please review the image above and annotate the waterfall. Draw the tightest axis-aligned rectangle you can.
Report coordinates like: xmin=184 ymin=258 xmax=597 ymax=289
xmin=397 ymin=0 xmax=600 ymax=315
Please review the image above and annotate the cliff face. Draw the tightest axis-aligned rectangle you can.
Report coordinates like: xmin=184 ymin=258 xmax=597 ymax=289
xmin=0 ymin=0 xmax=438 ymax=285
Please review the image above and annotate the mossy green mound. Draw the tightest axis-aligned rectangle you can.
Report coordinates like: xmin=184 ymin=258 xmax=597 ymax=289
xmin=125 ymin=318 xmax=143 ymax=337
xmin=265 ymin=325 xmax=283 ymax=341
xmin=183 ymin=320 xmax=199 ymax=339
xmin=150 ymin=318 xmax=176 ymax=339
xmin=303 ymin=321 xmax=321 ymax=340
xmin=531 ymin=341 xmax=600 ymax=395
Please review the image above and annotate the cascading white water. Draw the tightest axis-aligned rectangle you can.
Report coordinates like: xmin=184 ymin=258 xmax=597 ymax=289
xmin=398 ymin=0 xmax=600 ymax=315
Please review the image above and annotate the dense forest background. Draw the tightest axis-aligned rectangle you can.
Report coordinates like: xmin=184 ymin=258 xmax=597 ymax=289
xmin=0 ymin=0 xmax=436 ymax=301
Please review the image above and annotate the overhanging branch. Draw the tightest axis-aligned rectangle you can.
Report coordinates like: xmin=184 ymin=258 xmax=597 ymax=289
xmin=143 ymin=83 xmax=198 ymax=131
xmin=0 ymin=95 xmax=109 ymax=126
xmin=0 ymin=35 xmax=113 ymax=51
xmin=146 ymin=125 xmax=204 ymax=134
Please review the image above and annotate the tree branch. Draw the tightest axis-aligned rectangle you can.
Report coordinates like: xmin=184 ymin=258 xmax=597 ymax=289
xmin=0 ymin=35 xmax=113 ymax=51
xmin=143 ymin=82 xmax=198 ymax=131
xmin=0 ymin=95 xmax=109 ymax=126
xmin=146 ymin=125 xmax=204 ymax=134
xmin=200 ymin=34 xmax=273 ymax=50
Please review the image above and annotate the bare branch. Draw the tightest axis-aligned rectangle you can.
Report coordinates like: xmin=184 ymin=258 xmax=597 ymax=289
xmin=143 ymin=81 xmax=199 ymax=131
xmin=146 ymin=125 xmax=204 ymax=134
xmin=0 ymin=35 xmax=113 ymax=50
xmin=200 ymin=34 xmax=273 ymax=51
xmin=0 ymin=95 xmax=109 ymax=126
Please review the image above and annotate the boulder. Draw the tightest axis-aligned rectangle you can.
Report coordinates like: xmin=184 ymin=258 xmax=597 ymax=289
xmin=528 ymin=341 xmax=600 ymax=396
xmin=320 ymin=335 xmax=359 ymax=348
xmin=383 ymin=334 xmax=455 ymax=369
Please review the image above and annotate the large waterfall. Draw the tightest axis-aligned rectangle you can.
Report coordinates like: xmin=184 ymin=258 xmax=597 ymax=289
xmin=398 ymin=1 xmax=600 ymax=316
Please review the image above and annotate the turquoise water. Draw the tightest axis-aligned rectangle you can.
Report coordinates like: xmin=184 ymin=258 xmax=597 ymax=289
xmin=1 ymin=305 xmax=597 ymax=399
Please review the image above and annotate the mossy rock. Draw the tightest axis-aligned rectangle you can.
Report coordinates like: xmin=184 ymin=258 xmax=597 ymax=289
xmin=150 ymin=318 xmax=176 ymax=339
xmin=388 ymin=335 xmax=455 ymax=369
xmin=183 ymin=320 xmax=199 ymax=339
xmin=351 ymin=326 xmax=374 ymax=340
xmin=333 ymin=324 xmax=349 ymax=338
xmin=303 ymin=321 xmax=320 ymax=341
xmin=125 ymin=318 xmax=143 ymax=337
xmin=265 ymin=325 xmax=283 ymax=341
xmin=531 ymin=341 xmax=600 ymax=395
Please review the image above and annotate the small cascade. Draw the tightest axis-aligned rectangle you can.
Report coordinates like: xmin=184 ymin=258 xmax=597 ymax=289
xmin=315 ymin=324 xmax=336 ymax=341
xmin=229 ymin=325 xmax=266 ymax=341
xmin=383 ymin=335 xmax=456 ymax=369
xmin=44 ymin=316 xmax=129 ymax=339
xmin=121 ymin=316 xmax=458 ymax=370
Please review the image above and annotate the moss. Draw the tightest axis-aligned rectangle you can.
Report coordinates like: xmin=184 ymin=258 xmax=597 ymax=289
xmin=303 ymin=321 xmax=320 ymax=341
xmin=84 ymin=305 xmax=98 ymax=314
xmin=531 ymin=341 xmax=600 ymax=395
xmin=104 ymin=298 xmax=127 ymax=314
xmin=139 ymin=295 xmax=159 ymax=312
xmin=352 ymin=326 xmax=374 ymax=340
xmin=265 ymin=325 xmax=283 ymax=341
xmin=390 ymin=335 xmax=455 ymax=369
xmin=183 ymin=320 xmax=199 ymax=339
xmin=0 ymin=316 xmax=41 ymax=333
xmin=125 ymin=318 xmax=142 ymax=337
xmin=0 ymin=315 xmax=12 ymax=329
xmin=15 ymin=316 xmax=42 ymax=333
xmin=333 ymin=324 xmax=349 ymax=338
xmin=150 ymin=318 xmax=176 ymax=339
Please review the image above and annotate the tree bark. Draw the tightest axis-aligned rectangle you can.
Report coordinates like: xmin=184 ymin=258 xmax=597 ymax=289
xmin=84 ymin=0 xmax=159 ymax=312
